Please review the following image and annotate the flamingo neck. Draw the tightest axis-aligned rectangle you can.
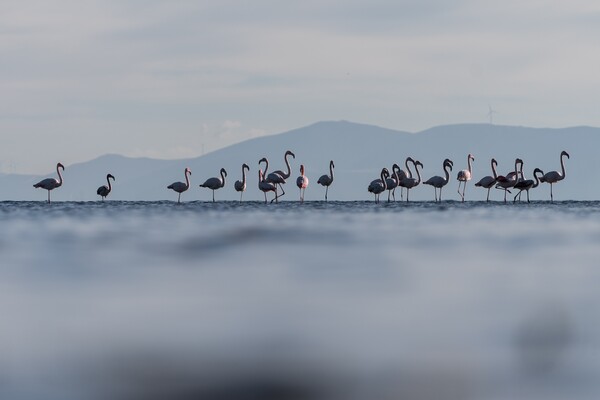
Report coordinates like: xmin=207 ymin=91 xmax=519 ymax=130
xmin=405 ymin=159 xmax=413 ymax=178
xmin=329 ymin=162 xmax=334 ymax=182
xmin=380 ymin=170 xmax=387 ymax=190
xmin=241 ymin=166 xmax=247 ymax=185
xmin=560 ymin=154 xmax=567 ymax=178
xmin=491 ymin=161 xmax=498 ymax=180
xmin=405 ymin=161 xmax=414 ymax=180
xmin=467 ymin=156 xmax=473 ymax=174
xmin=283 ymin=154 xmax=292 ymax=178
xmin=185 ymin=170 xmax=190 ymax=189
xmin=220 ymin=170 xmax=226 ymax=187
xmin=261 ymin=160 xmax=269 ymax=176
xmin=414 ymin=162 xmax=422 ymax=184
xmin=443 ymin=164 xmax=451 ymax=182
xmin=56 ymin=165 xmax=63 ymax=186
xmin=533 ymin=171 xmax=541 ymax=188
xmin=107 ymin=176 xmax=112 ymax=191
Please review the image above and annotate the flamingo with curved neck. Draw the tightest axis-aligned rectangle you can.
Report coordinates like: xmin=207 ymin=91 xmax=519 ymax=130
xmin=457 ymin=153 xmax=475 ymax=202
xmin=368 ymin=168 xmax=389 ymax=203
xmin=474 ymin=159 xmax=498 ymax=202
xmin=33 ymin=162 xmax=65 ymax=203
xmin=513 ymin=167 xmax=544 ymax=203
xmin=541 ymin=150 xmax=570 ymax=202
xmin=317 ymin=160 xmax=335 ymax=201
xmin=400 ymin=159 xmax=423 ymax=202
xmin=495 ymin=159 xmax=520 ymax=203
xmin=97 ymin=173 xmax=115 ymax=201
xmin=423 ymin=159 xmax=453 ymax=202
xmin=234 ymin=163 xmax=250 ymax=202
xmin=167 ymin=167 xmax=191 ymax=204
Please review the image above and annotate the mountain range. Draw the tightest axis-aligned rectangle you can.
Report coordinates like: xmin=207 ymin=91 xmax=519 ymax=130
xmin=0 ymin=121 xmax=593 ymax=202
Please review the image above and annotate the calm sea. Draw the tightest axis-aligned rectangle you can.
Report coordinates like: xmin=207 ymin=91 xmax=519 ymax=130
xmin=1 ymin=200 xmax=599 ymax=400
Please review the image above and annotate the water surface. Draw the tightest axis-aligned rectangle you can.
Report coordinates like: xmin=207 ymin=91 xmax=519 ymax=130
xmin=1 ymin=201 xmax=599 ymax=399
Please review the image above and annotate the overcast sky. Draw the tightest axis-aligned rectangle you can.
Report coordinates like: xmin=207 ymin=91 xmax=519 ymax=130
xmin=2 ymin=0 xmax=600 ymax=173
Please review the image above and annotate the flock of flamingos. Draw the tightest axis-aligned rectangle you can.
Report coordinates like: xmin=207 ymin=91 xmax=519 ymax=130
xmin=32 ymin=150 xmax=570 ymax=204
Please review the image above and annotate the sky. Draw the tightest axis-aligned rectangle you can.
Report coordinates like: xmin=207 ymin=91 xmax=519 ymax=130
xmin=2 ymin=0 xmax=600 ymax=174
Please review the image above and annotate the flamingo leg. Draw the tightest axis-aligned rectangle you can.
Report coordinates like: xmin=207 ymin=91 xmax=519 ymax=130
xmin=177 ymin=193 xmax=181 ymax=204
xmin=463 ymin=183 xmax=467 ymax=202
xmin=527 ymin=190 xmax=530 ymax=203
xmin=47 ymin=190 xmax=50 ymax=203
xmin=486 ymin=187 xmax=490 ymax=202
xmin=212 ymin=190 xmax=215 ymax=203
xmin=406 ymin=189 xmax=410 ymax=202
xmin=325 ymin=186 xmax=329 ymax=201
xmin=550 ymin=183 xmax=554 ymax=202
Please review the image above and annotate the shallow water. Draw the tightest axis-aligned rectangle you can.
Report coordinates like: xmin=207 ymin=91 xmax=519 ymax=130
xmin=1 ymin=200 xmax=599 ymax=399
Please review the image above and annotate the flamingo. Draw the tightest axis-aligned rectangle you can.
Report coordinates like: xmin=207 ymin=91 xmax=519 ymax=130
xmin=317 ymin=160 xmax=335 ymax=201
xmin=266 ymin=150 xmax=295 ymax=202
xmin=234 ymin=163 xmax=250 ymax=202
xmin=296 ymin=164 xmax=309 ymax=203
xmin=495 ymin=159 xmax=521 ymax=203
xmin=399 ymin=159 xmax=423 ymax=202
xmin=167 ymin=167 xmax=191 ymax=204
xmin=385 ymin=164 xmax=401 ymax=202
xmin=474 ymin=159 xmax=498 ymax=202
xmin=200 ymin=168 xmax=227 ymax=202
xmin=423 ymin=159 xmax=453 ymax=202
xmin=368 ymin=168 xmax=390 ymax=203
xmin=396 ymin=157 xmax=413 ymax=200
xmin=540 ymin=150 xmax=570 ymax=202
xmin=33 ymin=162 xmax=65 ymax=203
xmin=513 ymin=167 xmax=544 ymax=203
xmin=258 ymin=157 xmax=281 ymax=204
xmin=457 ymin=153 xmax=475 ymax=202
xmin=258 ymin=169 xmax=277 ymax=204
xmin=97 ymin=174 xmax=115 ymax=201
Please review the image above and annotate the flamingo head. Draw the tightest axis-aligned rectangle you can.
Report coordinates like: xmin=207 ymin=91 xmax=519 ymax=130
xmin=57 ymin=162 xmax=65 ymax=170
xmin=533 ymin=168 xmax=544 ymax=176
xmin=258 ymin=157 xmax=267 ymax=165
xmin=382 ymin=168 xmax=390 ymax=178
xmin=242 ymin=163 xmax=249 ymax=171
xmin=469 ymin=154 xmax=475 ymax=161
xmin=491 ymin=158 xmax=497 ymax=166
xmin=299 ymin=164 xmax=305 ymax=175
xmin=561 ymin=150 xmax=570 ymax=159
xmin=220 ymin=168 xmax=227 ymax=177
xmin=286 ymin=150 xmax=296 ymax=158
xmin=392 ymin=163 xmax=400 ymax=173
xmin=443 ymin=158 xmax=453 ymax=167
xmin=107 ymin=174 xmax=115 ymax=181
xmin=185 ymin=167 xmax=191 ymax=175
xmin=415 ymin=160 xmax=424 ymax=168
xmin=330 ymin=160 xmax=335 ymax=168
xmin=406 ymin=156 xmax=415 ymax=164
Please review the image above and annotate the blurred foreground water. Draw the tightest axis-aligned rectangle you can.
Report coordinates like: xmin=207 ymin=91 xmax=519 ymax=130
xmin=1 ymin=200 xmax=599 ymax=400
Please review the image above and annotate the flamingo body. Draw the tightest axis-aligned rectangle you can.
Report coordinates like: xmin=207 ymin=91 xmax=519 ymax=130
xmin=234 ymin=163 xmax=249 ymax=202
xmin=424 ymin=159 xmax=453 ymax=202
xmin=296 ymin=164 xmax=309 ymax=202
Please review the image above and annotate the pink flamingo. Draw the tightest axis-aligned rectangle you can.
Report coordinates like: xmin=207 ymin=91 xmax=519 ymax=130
xmin=167 ymin=167 xmax=191 ymax=204
xmin=457 ymin=153 xmax=475 ymax=202
xmin=296 ymin=164 xmax=309 ymax=202
xmin=33 ymin=162 xmax=65 ymax=203
xmin=540 ymin=151 xmax=570 ymax=202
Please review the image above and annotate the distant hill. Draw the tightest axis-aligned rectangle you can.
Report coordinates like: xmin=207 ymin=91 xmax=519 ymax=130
xmin=0 ymin=121 xmax=593 ymax=202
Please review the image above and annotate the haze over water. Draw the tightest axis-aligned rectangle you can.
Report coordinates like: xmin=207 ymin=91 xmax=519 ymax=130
xmin=1 ymin=200 xmax=598 ymax=399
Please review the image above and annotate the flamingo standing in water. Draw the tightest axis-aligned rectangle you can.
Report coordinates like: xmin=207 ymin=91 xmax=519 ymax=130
xmin=474 ymin=159 xmax=498 ymax=202
xmin=495 ymin=159 xmax=521 ymax=203
xmin=396 ymin=157 xmax=414 ymax=200
xmin=258 ymin=157 xmax=281 ymax=204
xmin=424 ymin=159 xmax=453 ymax=202
xmin=33 ymin=162 xmax=65 ymax=203
xmin=97 ymin=174 xmax=115 ymax=201
xmin=385 ymin=164 xmax=401 ymax=202
xmin=234 ymin=163 xmax=250 ymax=202
xmin=317 ymin=160 xmax=335 ymax=201
xmin=167 ymin=167 xmax=191 ymax=204
xmin=540 ymin=150 xmax=570 ymax=202
xmin=258 ymin=169 xmax=277 ymax=204
xmin=513 ymin=167 xmax=544 ymax=203
xmin=200 ymin=168 xmax=227 ymax=202
xmin=296 ymin=164 xmax=309 ymax=202
xmin=399 ymin=159 xmax=423 ymax=202
xmin=266 ymin=150 xmax=295 ymax=202
xmin=457 ymin=153 xmax=475 ymax=202
xmin=368 ymin=168 xmax=389 ymax=203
